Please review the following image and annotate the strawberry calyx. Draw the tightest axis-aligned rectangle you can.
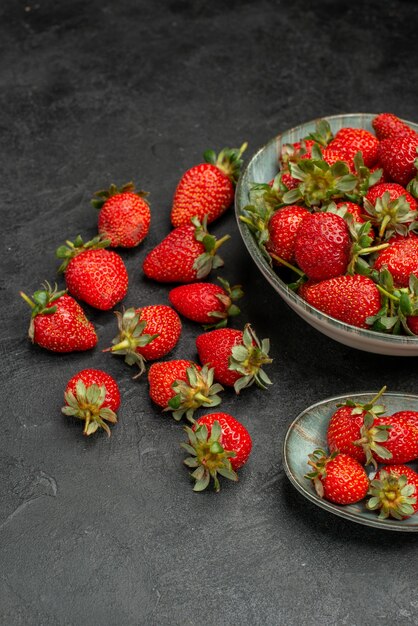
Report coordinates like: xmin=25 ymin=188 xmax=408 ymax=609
xmin=181 ymin=420 xmax=238 ymax=492
xmin=304 ymin=119 xmax=334 ymax=147
xmin=345 ymin=153 xmax=383 ymax=203
xmin=305 ymin=448 xmax=337 ymax=498
xmin=204 ymin=142 xmax=247 ymax=185
xmin=336 ymin=385 xmax=387 ymax=417
xmin=228 ymin=323 xmax=273 ymax=393
xmin=363 ymin=191 xmax=417 ymax=240
xmin=91 ymin=182 xmax=149 ymax=210
xmin=369 ymin=270 xmax=418 ymax=335
xmin=203 ymin=277 xmax=244 ymax=330
xmin=283 ymin=145 xmax=358 ymax=207
xmin=61 ymin=379 xmax=118 ymax=437
xmin=407 ymin=150 xmax=418 ymax=198
xmin=354 ymin=411 xmax=392 ymax=469
xmin=239 ymin=202 xmax=275 ymax=263
xmin=104 ymin=308 xmax=159 ymax=377
xmin=167 ymin=364 xmax=224 ymax=422
xmin=192 ymin=216 xmax=230 ymax=279
xmin=344 ymin=214 xmax=389 ymax=275
xmin=56 ymin=234 xmax=111 ymax=272
xmin=366 ymin=469 xmax=417 ymax=520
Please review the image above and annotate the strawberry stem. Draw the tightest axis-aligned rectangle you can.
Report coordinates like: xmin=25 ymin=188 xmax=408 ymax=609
xmin=214 ymin=234 xmax=231 ymax=251
xmin=270 ymin=253 xmax=305 ymax=277
xmin=20 ymin=291 xmax=35 ymax=309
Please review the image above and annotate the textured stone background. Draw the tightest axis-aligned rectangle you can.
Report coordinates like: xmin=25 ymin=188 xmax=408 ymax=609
xmin=2 ymin=1 xmax=418 ymax=624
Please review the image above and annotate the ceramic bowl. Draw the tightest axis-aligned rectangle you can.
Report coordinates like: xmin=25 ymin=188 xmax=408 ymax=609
xmin=282 ymin=391 xmax=418 ymax=532
xmin=235 ymin=113 xmax=418 ymax=356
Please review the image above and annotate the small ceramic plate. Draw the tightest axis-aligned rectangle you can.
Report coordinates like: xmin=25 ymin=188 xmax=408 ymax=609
xmin=283 ymin=391 xmax=418 ymax=531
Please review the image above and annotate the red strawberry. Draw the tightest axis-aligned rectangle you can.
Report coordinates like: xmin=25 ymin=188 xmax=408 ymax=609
xmin=335 ymin=201 xmax=367 ymax=224
xmin=182 ymin=412 xmax=252 ymax=491
xmin=390 ymin=410 xmax=418 ymax=430
xmin=294 ymin=212 xmax=351 ymax=281
xmin=373 ymin=235 xmax=418 ymax=287
xmin=363 ymin=183 xmax=417 ymax=239
xmin=142 ymin=217 xmax=230 ymax=283
xmin=92 ymin=182 xmax=151 ymax=248
xmin=299 ymin=274 xmax=381 ymax=329
xmin=169 ymin=277 xmax=243 ymax=328
xmin=280 ymin=138 xmax=315 ymax=167
xmin=56 ymin=235 xmax=128 ymax=310
xmin=305 ymin=449 xmax=369 ymax=505
xmin=327 ymin=388 xmax=387 ymax=464
xmin=196 ymin=324 xmax=272 ymax=393
xmin=105 ymin=305 xmax=181 ymax=376
xmin=321 ymin=147 xmax=355 ymax=171
xmin=366 ymin=182 xmax=418 ymax=209
xmin=266 ymin=205 xmax=310 ymax=263
xmin=372 ymin=113 xmax=417 ymax=141
xmin=280 ymin=172 xmax=300 ymax=190
xmin=328 ymin=127 xmax=379 ymax=167
xmin=62 ymin=368 xmax=120 ymax=436
xmin=20 ymin=283 xmax=97 ymax=352
xmin=378 ymin=134 xmax=418 ymax=186
xmin=367 ymin=465 xmax=418 ymax=520
xmin=363 ymin=415 xmax=418 ymax=465
xmin=148 ymin=360 xmax=223 ymax=422
xmin=170 ymin=144 xmax=246 ymax=227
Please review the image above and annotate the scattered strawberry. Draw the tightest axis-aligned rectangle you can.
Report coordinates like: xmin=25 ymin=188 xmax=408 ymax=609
xmin=372 ymin=113 xmax=417 ymax=141
xmin=299 ymin=274 xmax=381 ymax=329
xmin=62 ymin=368 xmax=120 ymax=436
xmin=378 ymin=134 xmax=418 ymax=186
xmin=56 ymin=235 xmax=128 ymax=310
xmin=196 ymin=323 xmax=272 ymax=393
xmin=294 ymin=212 xmax=351 ymax=281
xmin=367 ymin=465 xmax=418 ymax=520
xmin=168 ymin=277 xmax=243 ymax=329
xmin=20 ymin=283 xmax=97 ymax=352
xmin=143 ymin=216 xmax=230 ymax=283
xmin=171 ymin=144 xmax=247 ymax=227
xmin=305 ymin=449 xmax=369 ymax=505
xmin=373 ymin=235 xmax=418 ymax=287
xmin=328 ymin=127 xmax=379 ymax=168
xmin=92 ymin=182 xmax=151 ymax=248
xmin=105 ymin=305 xmax=181 ymax=376
xmin=182 ymin=412 xmax=252 ymax=491
xmin=148 ymin=360 xmax=223 ymax=422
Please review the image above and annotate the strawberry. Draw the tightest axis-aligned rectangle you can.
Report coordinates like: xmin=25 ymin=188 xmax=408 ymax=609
xmin=168 ymin=277 xmax=243 ymax=329
xmin=367 ymin=465 xmax=418 ymax=520
xmin=356 ymin=414 xmax=418 ymax=465
xmin=321 ymin=147 xmax=355 ymax=171
xmin=62 ymin=368 xmax=120 ymax=436
xmin=170 ymin=144 xmax=247 ymax=227
xmin=142 ymin=216 xmax=230 ymax=283
xmin=378 ymin=134 xmax=418 ymax=186
xmin=280 ymin=138 xmax=316 ymax=167
xmin=372 ymin=113 xmax=417 ymax=141
xmin=294 ymin=212 xmax=351 ymax=281
xmin=335 ymin=201 xmax=367 ymax=224
xmin=148 ymin=360 xmax=223 ymax=422
xmin=91 ymin=182 xmax=151 ymax=248
xmin=20 ymin=283 xmax=97 ymax=352
xmin=56 ymin=235 xmax=128 ymax=310
xmin=327 ymin=388 xmax=387 ymax=464
xmin=299 ymin=274 xmax=381 ymax=329
xmin=373 ymin=235 xmax=418 ymax=287
xmin=328 ymin=127 xmax=379 ymax=168
xmin=366 ymin=182 xmax=417 ymax=210
xmin=390 ymin=410 xmax=418 ymax=430
xmin=196 ymin=324 xmax=272 ymax=393
xmin=363 ymin=183 xmax=417 ymax=240
xmin=266 ymin=205 xmax=311 ymax=263
xmin=105 ymin=305 xmax=181 ymax=376
xmin=305 ymin=449 xmax=369 ymax=505
xmin=182 ymin=412 xmax=252 ymax=491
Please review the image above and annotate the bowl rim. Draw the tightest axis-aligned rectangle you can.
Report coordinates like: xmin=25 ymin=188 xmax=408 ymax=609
xmin=235 ymin=112 xmax=418 ymax=347
xmin=282 ymin=390 xmax=418 ymax=532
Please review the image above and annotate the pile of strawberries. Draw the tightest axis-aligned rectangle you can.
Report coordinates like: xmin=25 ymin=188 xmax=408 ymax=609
xmin=241 ymin=113 xmax=418 ymax=334
xmin=306 ymin=387 xmax=418 ymax=521
xmin=21 ymin=144 xmax=273 ymax=492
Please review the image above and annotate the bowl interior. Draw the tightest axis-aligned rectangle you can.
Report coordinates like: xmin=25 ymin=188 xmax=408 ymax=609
xmin=235 ymin=113 xmax=418 ymax=354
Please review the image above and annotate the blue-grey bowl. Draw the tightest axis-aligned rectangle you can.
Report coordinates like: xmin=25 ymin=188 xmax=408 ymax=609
xmin=235 ymin=113 xmax=418 ymax=356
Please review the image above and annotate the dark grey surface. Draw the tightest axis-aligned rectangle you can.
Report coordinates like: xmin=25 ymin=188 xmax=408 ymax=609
xmin=2 ymin=1 xmax=418 ymax=624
